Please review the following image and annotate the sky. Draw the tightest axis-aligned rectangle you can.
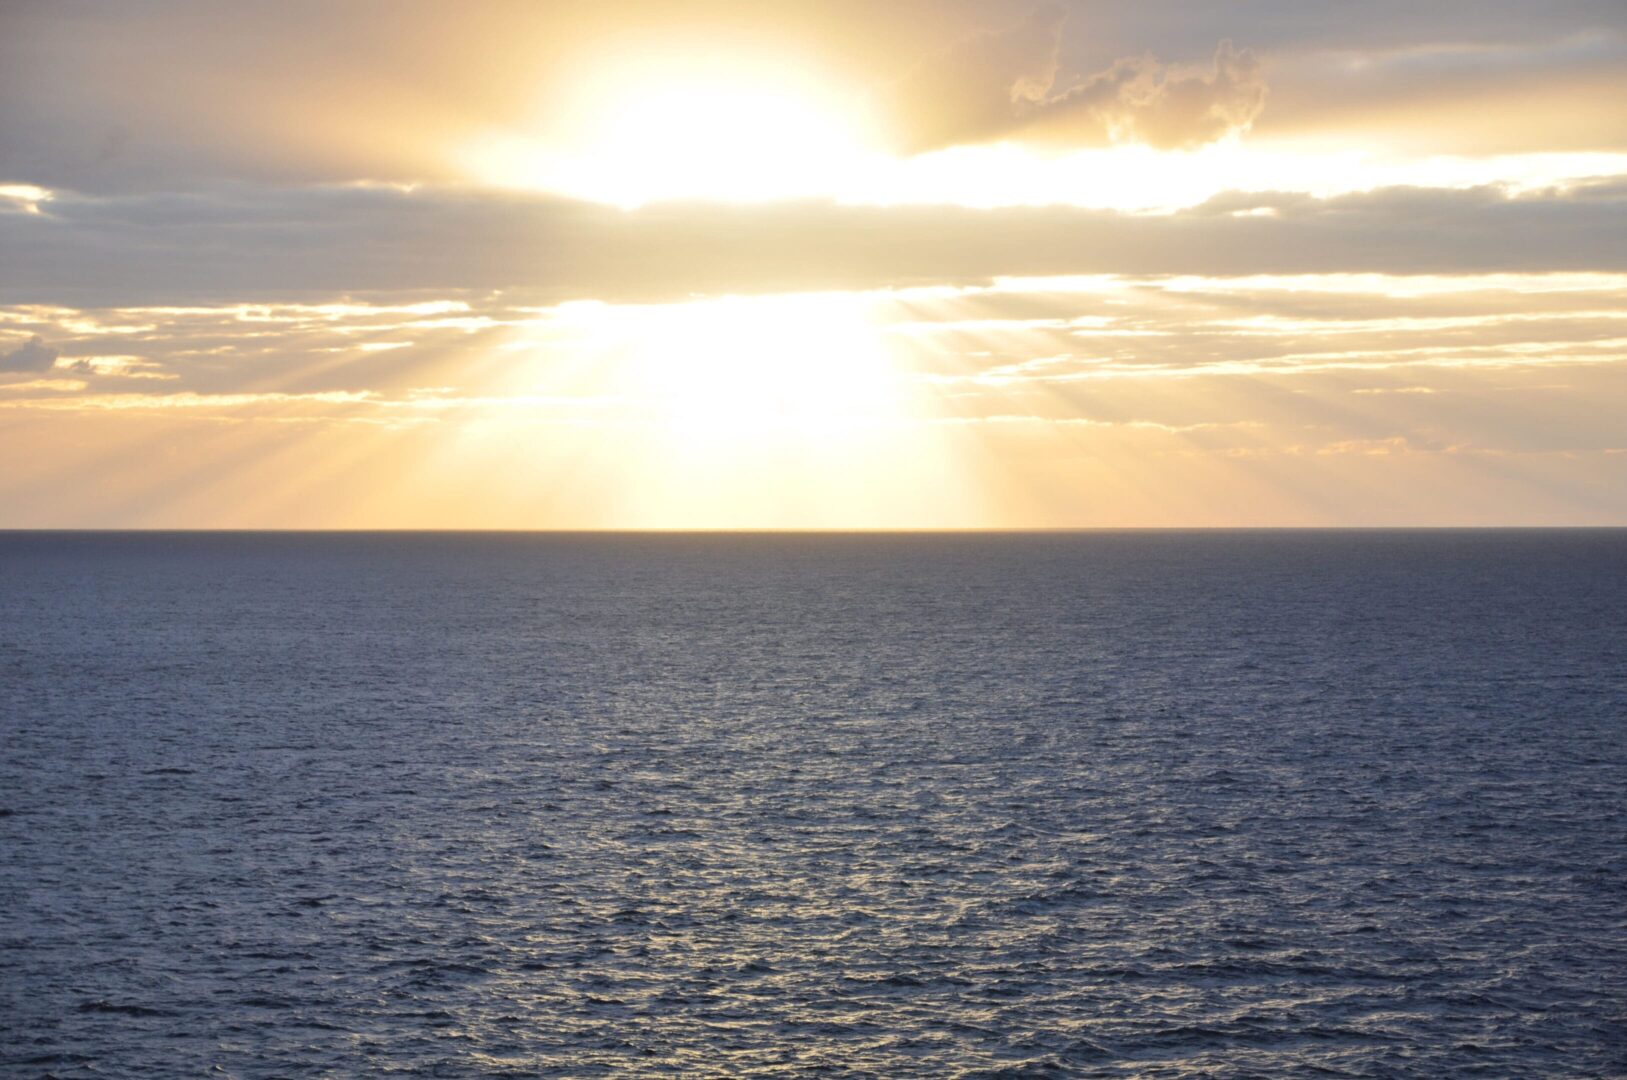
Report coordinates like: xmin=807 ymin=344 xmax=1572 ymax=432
xmin=3 ymin=0 xmax=1626 ymax=528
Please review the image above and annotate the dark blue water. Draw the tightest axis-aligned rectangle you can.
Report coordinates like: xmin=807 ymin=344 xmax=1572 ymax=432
xmin=2 ymin=531 xmax=1625 ymax=1077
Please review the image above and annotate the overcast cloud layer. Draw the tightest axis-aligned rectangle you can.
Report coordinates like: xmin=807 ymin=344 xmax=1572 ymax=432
xmin=6 ymin=181 xmax=1627 ymax=307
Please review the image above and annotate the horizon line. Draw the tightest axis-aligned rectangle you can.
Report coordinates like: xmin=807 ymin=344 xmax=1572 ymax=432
xmin=4 ymin=525 xmax=1626 ymax=535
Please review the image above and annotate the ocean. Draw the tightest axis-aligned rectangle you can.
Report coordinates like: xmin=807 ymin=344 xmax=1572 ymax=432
xmin=2 ymin=530 xmax=1624 ymax=1077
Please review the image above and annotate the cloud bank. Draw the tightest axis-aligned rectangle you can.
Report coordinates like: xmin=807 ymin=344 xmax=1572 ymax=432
xmin=5 ymin=180 xmax=1627 ymax=307
xmin=3 ymin=271 xmax=1624 ymax=527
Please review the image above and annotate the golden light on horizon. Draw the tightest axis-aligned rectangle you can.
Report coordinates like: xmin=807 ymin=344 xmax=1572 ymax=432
xmin=394 ymin=289 xmax=977 ymax=529
xmin=523 ymin=290 xmax=923 ymax=458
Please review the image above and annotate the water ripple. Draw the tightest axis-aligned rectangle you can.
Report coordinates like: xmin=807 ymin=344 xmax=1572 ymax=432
xmin=2 ymin=531 xmax=1625 ymax=1076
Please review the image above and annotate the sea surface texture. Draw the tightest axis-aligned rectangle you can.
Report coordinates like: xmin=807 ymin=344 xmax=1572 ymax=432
xmin=2 ymin=531 xmax=1625 ymax=1078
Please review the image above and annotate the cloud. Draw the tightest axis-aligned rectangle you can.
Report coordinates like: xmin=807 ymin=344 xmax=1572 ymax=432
xmin=1254 ymin=31 xmax=1627 ymax=152
xmin=5 ymin=180 xmax=1627 ymax=307
xmin=1035 ymin=41 xmax=1267 ymax=149
xmin=885 ymin=8 xmax=1265 ymax=152
xmin=0 ymin=335 xmax=59 ymax=373
xmin=6 ymin=268 xmax=1624 ymax=410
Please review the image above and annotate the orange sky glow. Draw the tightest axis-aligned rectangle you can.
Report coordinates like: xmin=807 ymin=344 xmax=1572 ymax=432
xmin=3 ymin=1 xmax=1625 ymax=527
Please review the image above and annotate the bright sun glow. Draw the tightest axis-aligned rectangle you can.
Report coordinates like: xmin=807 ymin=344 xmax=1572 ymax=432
xmin=536 ymin=291 xmax=911 ymax=435
xmin=466 ymin=49 xmax=884 ymax=206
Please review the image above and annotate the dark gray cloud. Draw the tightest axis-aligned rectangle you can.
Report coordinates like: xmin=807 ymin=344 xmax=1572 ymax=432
xmin=0 ymin=335 xmax=59 ymax=373
xmin=1049 ymin=1 xmax=1625 ymax=65
xmin=4 ymin=180 xmax=1627 ymax=307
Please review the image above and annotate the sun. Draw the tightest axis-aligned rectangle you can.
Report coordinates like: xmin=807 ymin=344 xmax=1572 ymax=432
xmin=466 ymin=45 xmax=883 ymax=206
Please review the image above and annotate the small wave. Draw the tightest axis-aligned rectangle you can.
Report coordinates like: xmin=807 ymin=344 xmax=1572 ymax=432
xmin=75 ymin=1000 xmax=172 ymax=1017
